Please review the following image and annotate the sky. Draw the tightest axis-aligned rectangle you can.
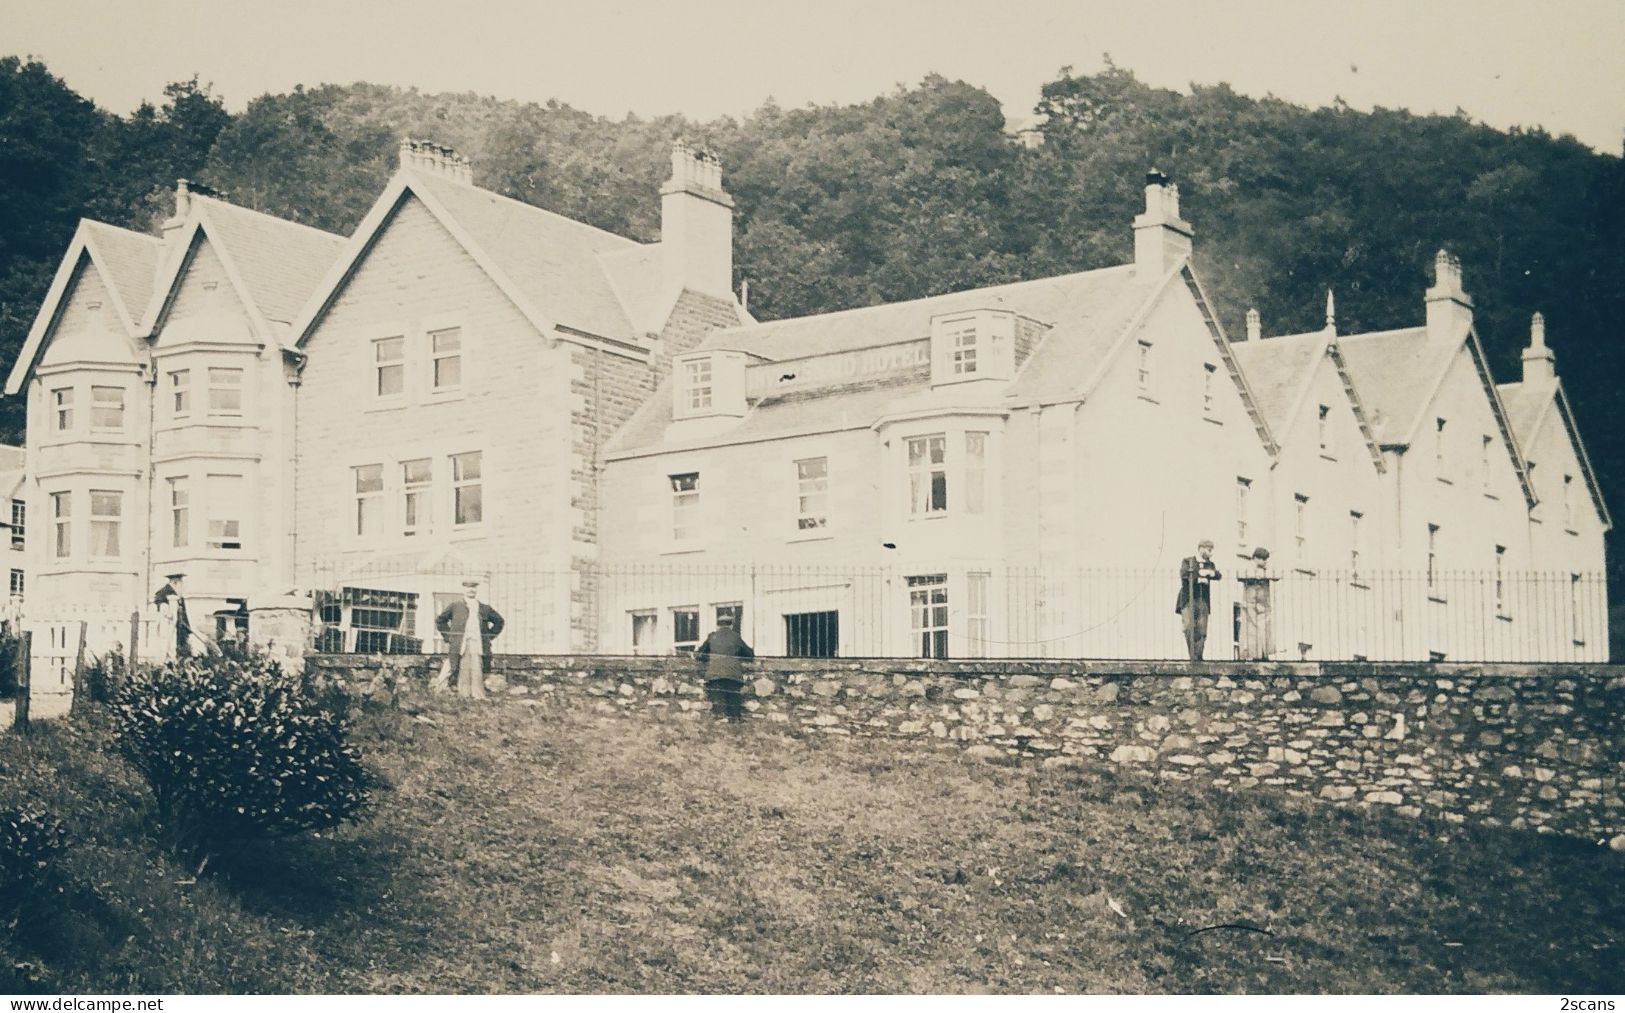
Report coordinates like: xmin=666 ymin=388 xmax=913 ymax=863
xmin=8 ymin=0 xmax=1625 ymax=153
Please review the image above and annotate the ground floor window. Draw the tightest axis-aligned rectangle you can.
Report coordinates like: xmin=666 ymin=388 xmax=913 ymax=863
xmin=8 ymin=569 xmax=22 ymax=597
xmin=630 ymin=611 xmax=657 ymax=653
xmin=672 ymin=607 xmax=700 ymax=652
xmin=908 ymin=574 xmax=949 ymax=659
xmin=784 ymin=610 xmax=839 ymax=658
xmin=314 ymin=586 xmax=420 ymax=654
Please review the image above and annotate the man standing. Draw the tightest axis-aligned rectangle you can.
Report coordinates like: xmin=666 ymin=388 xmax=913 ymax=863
xmin=1174 ymin=539 xmax=1222 ymax=660
xmin=434 ymin=580 xmax=505 ymax=698
xmin=153 ymin=571 xmax=195 ymax=658
xmin=696 ymin=613 xmax=753 ymax=720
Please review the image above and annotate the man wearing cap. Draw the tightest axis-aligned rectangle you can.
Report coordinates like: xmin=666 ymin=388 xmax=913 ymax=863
xmin=434 ymin=581 xmax=505 ymax=698
xmin=153 ymin=572 xmax=196 ymax=658
xmin=1174 ymin=539 xmax=1222 ymax=661
xmin=696 ymin=613 xmax=754 ymax=720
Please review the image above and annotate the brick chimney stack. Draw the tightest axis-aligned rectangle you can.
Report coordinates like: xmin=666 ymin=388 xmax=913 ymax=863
xmin=1245 ymin=308 xmax=1262 ymax=342
xmin=1521 ymin=312 xmax=1557 ymax=387
xmin=1132 ymin=170 xmax=1193 ymax=275
xmin=660 ymin=141 xmax=735 ymax=300
xmin=1425 ymin=249 xmax=1473 ymax=343
xmin=399 ymin=138 xmax=474 ymax=185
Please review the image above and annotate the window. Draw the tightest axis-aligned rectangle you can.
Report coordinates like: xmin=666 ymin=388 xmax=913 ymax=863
xmin=402 ymin=459 xmax=433 ymax=536
xmin=1563 ymin=474 xmax=1575 ymax=530
xmin=51 ymin=492 xmax=70 ymax=559
xmin=672 ymin=607 xmax=700 ymax=652
xmin=1235 ymin=478 xmax=1251 ymax=547
xmin=965 ymin=571 xmax=990 ymax=658
xmin=964 ymin=432 xmax=987 ymax=514
xmin=1137 ymin=341 xmax=1152 ymax=393
xmin=784 ymin=611 xmax=839 ymax=658
xmin=1350 ymin=511 xmax=1363 ymax=581
xmin=1570 ymin=573 xmax=1584 ymax=644
xmin=452 ymin=451 xmax=482 ymax=526
xmin=1294 ymin=494 xmax=1309 ymax=555
xmin=9 ymin=499 xmax=23 ymax=551
xmin=1494 ymin=545 xmax=1507 ymax=615
xmin=630 ymin=611 xmax=658 ymax=654
xmin=670 ymin=472 xmax=699 ymax=541
xmin=354 ymin=464 xmax=383 ymax=537
xmin=7 ymin=569 xmax=21 ymax=597
xmin=91 ymin=386 xmax=125 ymax=430
xmin=206 ymin=474 xmax=243 ymax=550
xmin=795 ymin=457 xmax=828 ymax=531
xmin=1202 ymin=363 xmax=1217 ymax=418
xmin=908 ymin=574 xmax=949 ymax=659
xmin=1481 ymin=435 xmax=1493 ymax=493
xmin=1318 ymin=404 xmax=1332 ymax=454
xmin=169 ymin=477 xmax=189 ymax=548
xmin=715 ymin=603 xmax=744 ymax=631
xmin=682 ymin=358 xmax=712 ymax=412
xmin=950 ymin=322 xmax=977 ymax=375
xmin=89 ymin=491 xmax=121 ymax=558
xmin=430 ymin=327 xmax=462 ymax=391
xmin=52 ymin=388 xmax=73 ymax=432
xmin=374 ymin=337 xmax=404 ymax=397
xmin=1426 ymin=524 xmax=1440 ymax=594
xmin=169 ymin=369 xmax=191 ymax=416
xmin=906 ymin=435 xmax=947 ymax=515
xmin=1434 ymin=417 xmax=1447 ymax=478
xmin=208 ymin=368 xmax=243 ymax=416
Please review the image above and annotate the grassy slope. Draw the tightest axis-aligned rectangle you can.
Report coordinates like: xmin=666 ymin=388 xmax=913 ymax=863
xmin=2 ymin=699 xmax=1622 ymax=994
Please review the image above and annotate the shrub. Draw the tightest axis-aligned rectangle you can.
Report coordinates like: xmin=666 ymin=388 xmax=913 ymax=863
xmin=109 ymin=650 xmax=370 ymax=870
xmin=81 ymin=646 xmax=128 ymax=704
xmin=0 ymin=807 xmax=68 ymax=917
xmin=0 ymin=624 xmax=20 ymax=698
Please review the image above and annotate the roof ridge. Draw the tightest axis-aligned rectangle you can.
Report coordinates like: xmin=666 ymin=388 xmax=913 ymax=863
xmin=408 ymin=168 xmax=642 ymax=251
xmin=81 ymin=219 xmax=163 ymax=245
xmin=716 ymin=263 xmax=1139 ymax=336
xmin=1338 ymin=324 xmax=1426 ymax=343
xmin=193 ymin=194 xmax=346 ymax=242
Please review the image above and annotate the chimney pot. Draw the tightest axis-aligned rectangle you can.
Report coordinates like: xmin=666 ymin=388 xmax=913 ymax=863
xmin=1521 ymin=310 xmax=1556 ymax=386
xmin=1424 ymin=248 xmax=1473 ymax=343
xmin=1245 ymin=308 xmax=1262 ymax=342
xmin=399 ymin=137 xmax=474 ymax=185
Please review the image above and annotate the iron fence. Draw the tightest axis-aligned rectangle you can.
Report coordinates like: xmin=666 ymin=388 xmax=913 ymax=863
xmin=300 ymin=558 xmax=1610 ymax=663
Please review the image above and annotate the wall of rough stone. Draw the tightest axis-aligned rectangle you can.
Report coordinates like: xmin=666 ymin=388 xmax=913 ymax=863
xmin=308 ymin=654 xmax=1625 ymax=841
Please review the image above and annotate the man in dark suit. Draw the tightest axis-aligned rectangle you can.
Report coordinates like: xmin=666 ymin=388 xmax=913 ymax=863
xmin=1174 ymin=539 xmax=1222 ymax=660
xmin=696 ymin=613 xmax=754 ymax=720
xmin=434 ymin=580 xmax=505 ymax=698
xmin=152 ymin=571 xmax=195 ymax=658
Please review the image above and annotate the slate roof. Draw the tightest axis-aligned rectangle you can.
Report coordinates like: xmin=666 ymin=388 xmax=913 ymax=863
xmin=191 ymin=197 xmax=346 ymax=328
xmin=409 ymin=171 xmax=643 ymax=342
xmin=1229 ymin=330 xmax=1328 ymax=436
xmin=1494 ymin=381 xmax=1549 ymax=445
xmin=79 ymin=222 xmax=163 ymax=326
xmin=1335 ymin=326 xmax=1452 ymax=446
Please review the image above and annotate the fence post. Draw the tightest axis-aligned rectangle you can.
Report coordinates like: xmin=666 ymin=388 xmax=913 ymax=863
xmin=70 ymin=620 xmax=88 ymax=715
xmin=130 ymin=610 xmax=140 ymax=667
xmin=13 ymin=630 xmax=30 ymax=732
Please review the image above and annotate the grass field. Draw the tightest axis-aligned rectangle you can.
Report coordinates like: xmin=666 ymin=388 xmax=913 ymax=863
xmin=3 ymin=696 xmax=1623 ymax=994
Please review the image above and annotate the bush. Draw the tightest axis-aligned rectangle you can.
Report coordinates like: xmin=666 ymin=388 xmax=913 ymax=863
xmin=0 ymin=624 xmax=20 ymax=698
xmin=109 ymin=650 xmax=370 ymax=869
xmin=81 ymin=646 xmax=128 ymax=703
xmin=0 ymin=806 xmax=68 ymax=917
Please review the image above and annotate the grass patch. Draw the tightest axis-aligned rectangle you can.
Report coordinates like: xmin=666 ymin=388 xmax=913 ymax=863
xmin=2 ymin=697 xmax=1622 ymax=993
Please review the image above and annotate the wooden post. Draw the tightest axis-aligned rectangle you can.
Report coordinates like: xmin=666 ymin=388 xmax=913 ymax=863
xmin=13 ymin=630 xmax=30 ymax=732
xmin=130 ymin=610 xmax=140 ymax=667
xmin=70 ymin=620 xmax=87 ymax=714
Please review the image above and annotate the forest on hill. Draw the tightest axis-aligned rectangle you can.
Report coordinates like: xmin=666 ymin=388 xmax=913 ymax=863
xmin=2 ymin=56 xmax=1622 ymax=572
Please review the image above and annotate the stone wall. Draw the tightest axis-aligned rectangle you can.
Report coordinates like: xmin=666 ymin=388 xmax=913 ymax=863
xmin=309 ymin=654 xmax=1625 ymax=841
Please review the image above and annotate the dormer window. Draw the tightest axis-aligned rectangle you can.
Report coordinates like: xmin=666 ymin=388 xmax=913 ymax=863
xmin=673 ymin=351 xmax=746 ymax=419
xmin=931 ymin=310 xmax=1014 ymax=385
xmin=685 ymin=358 xmax=713 ymax=411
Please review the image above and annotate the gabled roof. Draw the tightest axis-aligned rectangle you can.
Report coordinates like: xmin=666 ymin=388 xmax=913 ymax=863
xmin=140 ymin=196 xmax=345 ymax=346
xmin=1340 ymin=325 xmax=1534 ymax=507
xmin=1232 ymin=328 xmax=1385 ymax=473
xmin=290 ymin=169 xmax=665 ymax=353
xmin=1496 ymin=379 xmax=1612 ymax=530
xmin=4 ymin=220 xmax=163 ymax=395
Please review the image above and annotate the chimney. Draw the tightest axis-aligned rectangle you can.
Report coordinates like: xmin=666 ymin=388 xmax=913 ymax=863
xmin=160 ymin=179 xmax=195 ymax=240
xmin=1425 ymin=249 xmax=1473 ymax=343
xmin=398 ymin=138 xmax=474 ymax=185
xmin=661 ymin=142 xmax=735 ymax=300
xmin=1521 ymin=312 xmax=1557 ymax=387
xmin=1324 ymin=289 xmax=1336 ymax=333
xmin=1132 ymin=169 xmax=1193 ymax=274
xmin=1245 ymin=308 xmax=1262 ymax=342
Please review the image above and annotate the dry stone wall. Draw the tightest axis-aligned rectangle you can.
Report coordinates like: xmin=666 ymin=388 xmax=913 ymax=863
xmin=310 ymin=655 xmax=1625 ymax=841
